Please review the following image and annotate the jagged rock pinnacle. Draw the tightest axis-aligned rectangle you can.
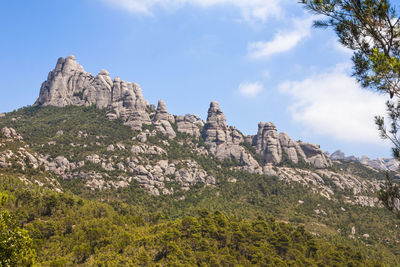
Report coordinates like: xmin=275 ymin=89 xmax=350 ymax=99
xmin=34 ymin=55 xmax=151 ymax=130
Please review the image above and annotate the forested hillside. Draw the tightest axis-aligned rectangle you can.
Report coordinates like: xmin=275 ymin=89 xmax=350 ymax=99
xmin=0 ymin=105 xmax=399 ymax=265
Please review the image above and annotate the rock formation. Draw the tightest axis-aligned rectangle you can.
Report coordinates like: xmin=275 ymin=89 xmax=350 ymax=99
xmin=298 ymin=142 xmax=331 ymax=168
xmin=252 ymin=122 xmax=331 ymax=168
xmin=330 ymin=150 xmax=346 ymax=160
xmin=202 ymin=102 xmax=261 ymax=172
xmin=34 ymin=55 xmax=333 ymax=169
xmin=34 ymin=55 xmax=151 ymax=130
xmin=176 ymin=114 xmax=203 ymax=138
xmin=279 ymin=132 xmax=307 ymax=164
xmin=253 ymin=122 xmax=282 ymax=165
xmin=330 ymin=150 xmax=400 ymax=172
xmin=153 ymin=100 xmax=176 ymax=138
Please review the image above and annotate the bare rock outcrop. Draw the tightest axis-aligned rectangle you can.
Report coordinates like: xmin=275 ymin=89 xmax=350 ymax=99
xmin=330 ymin=150 xmax=400 ymax=172
xmin=34 ymin=55 xmax=151 ymax=130
xmin=279 ymin=132 xmax=306 ymax=164
xmin=33 ymin=56 xmax=333 ymax=173
xmin=153 ymin=100 xmax=176 ymax=138
xmin=1 ymin=127 xmax=23 ymax=141
xmin=299 ymin=142 xmax=332 ymax=168
xmin=252 ymin=122 xmax=331 ymax=168
xmin=253 ymin=122 xmax=282 ymax=165
xmin=176 ymin=114 xmax=203 ymax=138
xmin=202 ymin=102 xmax=260 ymax=171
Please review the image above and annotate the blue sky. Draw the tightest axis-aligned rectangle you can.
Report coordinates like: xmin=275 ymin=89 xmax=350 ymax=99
xmin=0 ymin=0 xmax=392 ymax=158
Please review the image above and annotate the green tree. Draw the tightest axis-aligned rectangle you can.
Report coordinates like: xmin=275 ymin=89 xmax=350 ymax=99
xmin=301 ymin=0 xmax=400 ymax=216
xmin=0 ymin=192 xmax=36 ymax=266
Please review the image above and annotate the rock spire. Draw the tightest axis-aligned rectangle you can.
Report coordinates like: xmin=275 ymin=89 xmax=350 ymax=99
xmin=34 ymin=55 xmax=151 ymax=130
xmin=34 ymin=56 xmax=332 ymax=169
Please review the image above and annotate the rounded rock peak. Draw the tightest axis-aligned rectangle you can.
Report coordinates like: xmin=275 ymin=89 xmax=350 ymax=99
xmin=98 ymin=69 xmax=109 ymax=76
xmin=114 ymin=77 xmax=121 ymax=82
xmin=57 ymin=57 xmax=65 ymax=64
xmin=157 ymin=100 xmax=167 ymax=111
xmin=264 ymin=122 xmax=277 ymax=129
xmin=66 ymin=55 xmax=76 ymax=61
xmin=210 ymin=101 xmax=219 ymax=108
xmin=258 ymin=122 xmax=265 ymax=128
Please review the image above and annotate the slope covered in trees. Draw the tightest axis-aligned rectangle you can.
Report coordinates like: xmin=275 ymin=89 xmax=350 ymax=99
xmin=0 ymin=106 xmax=399 ymax=265
xmin=0 ymin=175 xmax=386 ymax=266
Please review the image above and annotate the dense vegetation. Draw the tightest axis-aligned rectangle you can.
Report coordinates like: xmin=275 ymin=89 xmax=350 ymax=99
xmin=0 ymin=106 xmax=400 ymax=265
xmin=0 ymin=175 xmax=383 ymax=266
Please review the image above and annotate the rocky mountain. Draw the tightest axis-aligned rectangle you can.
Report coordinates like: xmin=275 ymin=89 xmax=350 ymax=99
xmin=2 ymin=55 xmax=400 ymax=265
xmin=330 ymin=149 xmax=400 ymax=172
xmin=0 ymin=54 xmax=383 ymax=204
xmin=34 ymin=55 xmax=151 ymax=130
xmin=34 ymin=55 xmax=332 ymax=172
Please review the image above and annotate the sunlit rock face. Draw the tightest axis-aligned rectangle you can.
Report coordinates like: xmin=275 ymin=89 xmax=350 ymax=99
xmin=153 ymin=100 xmax=176 ymax=138
xmin=252 ymin=122 xmax=331 ymax=168
xmin=34 ymin=55 xmax=151 ymax=130
xmin=35 ymin=55 xmax=331 ymax=169
xmin=202 ymin=102 xmax=261 ymax=172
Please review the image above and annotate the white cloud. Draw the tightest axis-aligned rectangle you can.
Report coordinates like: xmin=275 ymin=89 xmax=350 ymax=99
xmin=333 ymin=39 xmax=353 ymax=55
xmin=101 ymin=0 xmax=283 ymax=23
xmin=279 ymin=64 xmax=389 ymax=145
xmin=236 ymin=82 xmax=264 ymax=97
xmin=248 ymin=17 xmax=313 ymax=59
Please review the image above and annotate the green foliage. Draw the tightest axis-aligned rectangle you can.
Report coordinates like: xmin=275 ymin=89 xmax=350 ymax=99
xmin=378 ymin=172 xmax=400 ymax=218
xmin=0 ymin=180 xmax=382 ymax=266
xmin=1 ymin=106 xmax=400 ymax=264
xmin=301 ymin=0 xmax=400 ymax=219
xmin=301 ymin=0 xmax=400 ymax=96
xmin=0 ymin=192 xmax=36 ymax=266
xmin=0 ymin=105 xmax=135 ymax=161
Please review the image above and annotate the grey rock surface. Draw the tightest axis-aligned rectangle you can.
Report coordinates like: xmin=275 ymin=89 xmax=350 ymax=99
xmin=176 ymin=114 xmax=203 ymax=138
xmin=330 ymin=150 xmax=400 ymax=172
xmin=253 ymin=122 xmax=282 ymax=165
xmin=330 ymin=150 xmax=346 ymax=160
xmin=34 ymin=55 xmax=151 ymax=130
xmin=34 ymin=56 xmax=334 ymax=171
xmin=299 ymin=142 xmax=332 ymax=168
xmin=202 ymin=102 xmax=260 ymax=171
xmin=153 ymin=100 xmax=176 ymax=138
xmin=1 ymin=127 xmax=23 ymax=140
xmin=252 ymin=123 xmax=331 ymax=168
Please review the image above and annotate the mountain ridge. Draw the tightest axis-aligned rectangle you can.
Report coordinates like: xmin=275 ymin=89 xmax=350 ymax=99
xmin=34 ymin=55 xmax=332 ymax=170
xmin=1 ymin=59 xmax=400 ymax=264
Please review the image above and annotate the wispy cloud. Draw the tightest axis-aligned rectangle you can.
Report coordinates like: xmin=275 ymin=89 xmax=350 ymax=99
xmin=100 ymin=0 xmax=283 ymax=23
xmin=236 ymin=82 xmax=264 ymax=97
xmin=279 ymin=63 xmax=388 ymax=145
xmin=333 ymin=39 xmax=353 ymax=55
xmin=248 ymin=17 xmax=313 ymax=59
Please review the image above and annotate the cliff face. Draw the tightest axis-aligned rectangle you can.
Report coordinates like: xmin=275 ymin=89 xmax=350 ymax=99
xmin=34 ymin=55 xmax=331 ymax=169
